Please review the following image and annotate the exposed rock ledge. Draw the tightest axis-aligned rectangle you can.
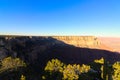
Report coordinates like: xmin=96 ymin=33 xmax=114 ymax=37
xmin=0 ymin=35 xmax=111 ymax=51
xmin=52 ymin=36 xmax=101 ymax=49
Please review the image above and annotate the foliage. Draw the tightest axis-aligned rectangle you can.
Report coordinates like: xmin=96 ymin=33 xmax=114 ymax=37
xmin=45 ymin=59 xmax=65 ymax=73
xmin=94 ymin=57 xmax=104 ymax=64
xmin=44 ymin=59 xmax=90 ymax=80
xmin=20 ymin=75 xmax=26 ymax=80
xmin=63 ymin=64 xmax=90 ymax=80
xmin=1 ymin=56 xmax=120 ymax=80
xmin=112 ymin=62 xmax=120 ymax=80
xmin=63 ymin=64 xmax=80 ymax=80
xmin=44 ymin=59 xmax=65 ymax=80
xmin=0 ymin=57 xmax=26 ymax=73
xmin=94 ymin=57 xmax=113 ymax=80
xmin=44 ymin=58 xmax=120 ymax=80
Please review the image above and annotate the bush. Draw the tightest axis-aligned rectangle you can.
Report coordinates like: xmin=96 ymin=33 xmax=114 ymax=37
xmin=0 ymin=57 xmax=26 ymax=73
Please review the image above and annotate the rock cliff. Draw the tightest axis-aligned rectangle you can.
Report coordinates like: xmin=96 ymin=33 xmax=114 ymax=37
xmin=0 ymin=35 xmax=118 ymax=63
xmin=52 ymin=36 xmax=112 ymax=51
xmin=52 ymin=36 xmax=101 ymax=49
xmin=0 ymin=35 xmax=120 ymax=80
xmin=0 ymin=36 xmax=112 ymax=58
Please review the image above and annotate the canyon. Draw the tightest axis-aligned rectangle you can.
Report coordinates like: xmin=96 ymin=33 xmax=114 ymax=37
xmin=53 ymin=36 xmax=113 ymax=51
xmin=0 ymin=35 xmax=120 ymax=65
xmin=0 ymin=35 xmax=119 ymax=63
xmin=0 ymin=35 xmax=113 ymax=52
xmin=0 ymin=35 xmax=120 ymax=79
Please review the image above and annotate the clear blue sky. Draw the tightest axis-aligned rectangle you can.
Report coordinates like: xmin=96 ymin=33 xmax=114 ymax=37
xmin=0 ymin=0 xmax=120 ymax=37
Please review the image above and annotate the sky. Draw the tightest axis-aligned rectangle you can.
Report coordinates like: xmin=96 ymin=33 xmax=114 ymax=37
xmin=0 ymin=0 xmax=120 ymax=37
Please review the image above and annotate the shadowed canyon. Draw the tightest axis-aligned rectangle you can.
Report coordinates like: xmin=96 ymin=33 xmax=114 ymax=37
xmin=0 ymin=35 xmax=120 ymax=80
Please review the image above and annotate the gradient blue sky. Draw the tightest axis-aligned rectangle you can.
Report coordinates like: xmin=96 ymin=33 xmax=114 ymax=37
xmin=0 ymin=0 xmax=120 ymax=37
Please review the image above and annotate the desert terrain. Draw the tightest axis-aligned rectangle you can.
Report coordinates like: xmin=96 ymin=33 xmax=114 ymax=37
xmin=99 ymin=37 xmax=120 ymax=52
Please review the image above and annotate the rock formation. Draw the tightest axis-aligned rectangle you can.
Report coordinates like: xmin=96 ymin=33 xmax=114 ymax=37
xmin=52 ymin=36 xmax=101 ymax=48
xmin=0 ymin=35 xmax=120 ymax=80
xmin=52 ymin=36 xmax=113 ymax=51
xmin=0 ymin=35 xmax=117 ymax=62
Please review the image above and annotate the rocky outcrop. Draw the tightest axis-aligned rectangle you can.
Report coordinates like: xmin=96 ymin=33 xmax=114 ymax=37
xmin=52 ymin=36 xmax=114 ymax=51
xmin=0 ymin=36 xmax=111 ymax=50
xmin=52 ymin=36 xmax=101 ymax=49
xmin=0 ymin=35 xmax=120 ymax=80
xmin=0 ymin=35 xmax=117 ymax=66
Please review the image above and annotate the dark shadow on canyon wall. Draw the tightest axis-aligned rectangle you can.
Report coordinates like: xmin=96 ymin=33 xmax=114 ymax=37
xmin=0 ymin=36 xmax=120 ymax=78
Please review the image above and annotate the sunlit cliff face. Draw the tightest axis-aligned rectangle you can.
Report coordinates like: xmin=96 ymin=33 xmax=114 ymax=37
xmin=53 ymin=36 xmax=100 ymax=47
xmin=0 ymin=36 xmax=115 ymax=52
xmin=52 ymin=36 xmax=112 ymax=51
xmin=0 ymin=35 xmax=120 ymax=65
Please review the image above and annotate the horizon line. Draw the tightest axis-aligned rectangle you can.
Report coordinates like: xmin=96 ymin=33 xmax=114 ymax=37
xmin=0 ymin=34 xmax=120 ymax=38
